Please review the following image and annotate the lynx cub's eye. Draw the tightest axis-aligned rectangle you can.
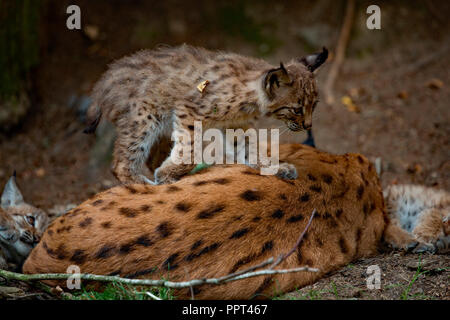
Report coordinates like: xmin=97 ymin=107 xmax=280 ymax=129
xmin=25 ymin=215 xmax=35 ymax=226
xmin=292 ymin=107 xmax=304 ymax=115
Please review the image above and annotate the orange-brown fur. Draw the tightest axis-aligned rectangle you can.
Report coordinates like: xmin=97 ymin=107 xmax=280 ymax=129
xmin=23 ymin=144 xmax=386 ymax=299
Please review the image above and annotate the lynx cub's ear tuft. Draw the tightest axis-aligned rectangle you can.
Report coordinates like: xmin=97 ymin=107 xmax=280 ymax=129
xmin=1 ymin=173 xmax=24 ymax=209
xmin=298 ymin=47 xmax=328 ymax=72
xmin=264 ymin=62 xmax=292 ymax=99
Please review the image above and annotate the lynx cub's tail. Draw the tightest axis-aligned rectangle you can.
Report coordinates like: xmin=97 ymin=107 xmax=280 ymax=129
xmin=83 ymin=103 xmax=102 ymax=134
xmin=383 ymin=184 xmax=450 ymax=253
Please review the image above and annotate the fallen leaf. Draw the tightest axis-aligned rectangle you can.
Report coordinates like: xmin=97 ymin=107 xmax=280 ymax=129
xmin=35 ymin=167 xmax=46 ymax=177
xmin=341 ymin=95 xmax=361 ymax=113
xmin=426 ymin=78 xmax=443 ymax=90
xmin=397 ymin=91 xmax=408 ymax=100
xmin=84 ymin=25 xmax=99 ymax=41
xmin=406 ymin=163 xmax=422 ymax=174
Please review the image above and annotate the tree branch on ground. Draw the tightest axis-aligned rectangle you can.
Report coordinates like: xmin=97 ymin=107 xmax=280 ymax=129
xmin=0 ymin=211 xmax=318 ymax=296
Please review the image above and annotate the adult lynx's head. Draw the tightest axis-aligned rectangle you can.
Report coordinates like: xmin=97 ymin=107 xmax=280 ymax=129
xmin=0 ymin=173 xmax=48 ymax=266
xmin=262 ymin=48 xmax=328 ymax=132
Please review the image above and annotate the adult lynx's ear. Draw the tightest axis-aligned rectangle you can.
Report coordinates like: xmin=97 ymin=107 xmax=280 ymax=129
xmin=1 ymin=172 xmax=24 ymax=209
xmin=264 ymin=63 xmax=292 ymax=99
xmin=298 ymin=47 xmax=328 ymax=72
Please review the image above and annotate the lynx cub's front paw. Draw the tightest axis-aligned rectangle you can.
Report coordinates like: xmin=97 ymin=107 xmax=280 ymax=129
xmin=276 ymin=163 xmax=298 ymax=180
xmin=154 ymin=168 xmax=179 ymax=185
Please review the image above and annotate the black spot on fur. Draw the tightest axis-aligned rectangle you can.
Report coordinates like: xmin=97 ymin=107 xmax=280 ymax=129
xmin=125 ymin=185 xmax=138 ymax=194
xmin=166 ymin=185 xmax=181 ymax=192
xmin=175 ymin=202 xmax=191 ymax=212
xmin=193 ymin=180 xmax=208 ymax=186
xmin=315 ymin=237 xmax=324 ymax=247
xmin=307 ymin=173 xmax=317 ymax=181
xmin=125 ymin=268 xmax=157 ymax=279
xmin=79 ymin=217 xmax=93 ymax=228
xmin=252 ymin=216 xmax=261 ymax=222
xmin=356 ymin=185 xmax=365 ymax=200
xmin=191 ymin=240 xmax=203 ymax=251
xmin=140 ymin=205 xmax=152 ymax=213
xmin=363 ymin=202 xmax=370 ymax=215
xmin=119 ymin=242 xmax=134 ymax=254
xmin=309 ymin=185 xmax=322 ymax=193
xmin=356 ymin=228 xmax=362 ymax=242
xmin=271 ymin=209 xmax=284 ymax=219
xmin=162 ymin=253 xmax=179 ymax=270
xmin=240 ymin=190 xmax=262 ymax=201
xmin=70 ymin=250 xmax=87 ymax=264
xmin=357 ymin=155 xmax=365 ymax=164
xmin=92 ymin=199 xmax=104 ymax=206
xmin=253 ymin=277 xmax=272 ymax=297
xmin=185 ymin=242 xmax=220 ymax=261
xmin=322 ymin=174 xmax=333 ymax=184
xmin=212 ymin=178 xmax=231 ymax=185
xmin=279 ymin=193 xmax=287 ymax=200
xmin=135 ymin=235 xmax=153 ymax=247
xmin=287 ymin=214 xmax=304 ymax=223
xmin=96 ymin=245 xmax=116 ymax=259
xmin=299 ymin=193 xmax=310 ymax=202
xmin=339 ymin=237 xmax=349 ymax=254
xmin=242 ymin=170 xmax=261 ymax=176
xmin=197 ymin=204 xmax=225 ymax=219
xmin=230 ymin=253 xmax=257 ymax=273
xmin=261 ymin=241 xmax=274 ymax=253
xmin=322 ymin=211 xmax=332 ymax=219
xmin=55 ymin=244 xmax=67 ymax=260
xmin=335 ymin=208 xmax=343 ymax=218
xmin=156 ymin=222 xmax=173 ymax=238
xmin=188 ymin=125 xmax=194 ymax=131
xmin=119 ymin=207 xmax=139 ymax=218
xmin=101 ymin=221 xmax=112 ymax=228
xmin=230 ymin=228 xmax=250 ymax=239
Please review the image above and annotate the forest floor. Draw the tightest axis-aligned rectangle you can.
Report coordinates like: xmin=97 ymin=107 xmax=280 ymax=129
xmin=0 ymin=1 xmax=448 ymax=300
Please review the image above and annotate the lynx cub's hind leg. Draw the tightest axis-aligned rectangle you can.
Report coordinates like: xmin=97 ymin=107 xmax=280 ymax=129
xmin=112 ymin=107 xmax=166 ymax=185
xmin=154 ymin=124 xmax=196 ymax=184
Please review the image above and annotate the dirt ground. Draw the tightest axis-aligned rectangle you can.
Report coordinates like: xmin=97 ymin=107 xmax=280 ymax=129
xmin=0 ymin=0 xmax=448 ymax=299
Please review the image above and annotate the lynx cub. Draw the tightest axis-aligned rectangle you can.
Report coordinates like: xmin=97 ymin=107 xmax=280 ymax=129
xmin=383 ymin=184 xmax=450 ymax=253
xmin=0 ymin=173 xmax=49 ymax=270
xmin=86 ymin=44 xmax=328 ymax=184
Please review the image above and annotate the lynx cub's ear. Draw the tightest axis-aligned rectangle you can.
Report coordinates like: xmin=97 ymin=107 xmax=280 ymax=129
xmin=298 ymin=47 xmax=328 ymax=72
xmin=1 ymin=172 xmax=24 ymax=209
xmin=264 ymin=63 xmax=292 ymax=99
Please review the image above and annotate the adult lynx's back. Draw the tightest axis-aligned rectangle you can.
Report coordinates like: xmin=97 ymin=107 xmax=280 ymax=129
xmin=24 ymin=144 xmax=386 ymax=299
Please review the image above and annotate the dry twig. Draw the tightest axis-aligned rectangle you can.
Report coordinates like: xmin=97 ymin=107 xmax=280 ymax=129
xmin=0 ymin=209 xmax=318 ymax=296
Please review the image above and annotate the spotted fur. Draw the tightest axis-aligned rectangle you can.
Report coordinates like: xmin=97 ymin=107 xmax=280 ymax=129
xmin=24 ymin=144 xmax=386 ymax=299
xmin=383 ymin=184 xmax=450 ymax=253
xmin=86 ymin=44 xmax=328 ymax=185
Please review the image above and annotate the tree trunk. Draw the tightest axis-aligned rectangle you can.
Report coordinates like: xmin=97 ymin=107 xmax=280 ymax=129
xmin=0 ymin=0 xmax=40 ymax=131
